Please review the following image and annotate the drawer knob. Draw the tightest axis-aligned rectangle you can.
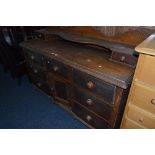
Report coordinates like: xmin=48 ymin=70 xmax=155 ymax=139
xmin=138 ymin=117 xmax=144 ymax=123
xmin=37 ymin=82 xmax=42 ymax=87
xmin=120 ymin=56 xmax=126 ymax=62
xmin=86 ymin=115 xmax=92 ymax=122
xmin=86 ymin=81 xmax=94 ymax=89
xmin=34 ymin=69 xmax=38 ymax=73
xmin=86 ymin=99 xmax=93 ymax=105
xmin=151 ymin=99 xmax=155 ymax=105
xmin=53 ymin=66 xmax=59 ymax=72
xmin=51 ymin=87 xmax=54 ymax=91
xmin=38 ymin=34 xmax=42 ymax=38
xmin=30 ymin=55 xmax=35 ymax=60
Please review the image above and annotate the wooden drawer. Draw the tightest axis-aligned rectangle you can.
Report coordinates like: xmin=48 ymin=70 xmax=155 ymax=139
xmin=121 ymin=116 xmax=144 ymax=129
xmin=29 ymin=74 xmax=50 ymax=95
xmin=110 ymin=51 xmax=137 ymax=67
xmin=26 ymin=62 xmax=47 ymax=81
xmin=73 ymin=87 xmax=112 ymax=120
xmin=130 ymin=83 xmax=155 ymax=115
xmin=25 ymin=50 xmax=45 ymax=66
xmin=73 ymin=69 xmax=116 ymax=104
xmin=136 ymin=54 xmax=155 ymax=86
xmin=127 ymin=104 xmax=155 ymax=128
xmin=46 ymin=58 xmax=69 ymax=78
xmin=72 ymin=102 xmax=110 ymax=129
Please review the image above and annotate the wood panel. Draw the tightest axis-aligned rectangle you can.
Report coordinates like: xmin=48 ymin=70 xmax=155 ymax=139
xmin=135 ymin=54 xmax=155 ymax=86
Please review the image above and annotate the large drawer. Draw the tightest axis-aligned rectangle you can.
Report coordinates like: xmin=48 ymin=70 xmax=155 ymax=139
xmin=136 ymin=54 xmax=155 ymax=86
xmin=127 ymin=104 xmax=155 ymax=128
xmin=72 ymin=102 xmax=110 ymax=129
xmin=24 ymin=50 xmax=45 ymax=66
xmin=73 ymin=69 xmax=116 ymax=104
xmin=29 ymin=74 xmax=50 ymax=95
xmin=26 ymin=62 xmax=47 ymax=81
xmin=46 ymin=58 xmax=69 ymax=78
xmin=73 ymin=87 xmax=112 ymax=120
xmin=130 ymin=83 xmax=155 ymax=115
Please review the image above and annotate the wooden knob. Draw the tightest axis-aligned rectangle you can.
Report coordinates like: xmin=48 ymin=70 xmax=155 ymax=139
xmin=38 ymin=34 xmax=42 ymax=38
xmin=86 ymin=81 xmax=94 ymax=89
xmin=138 ymin=117 xmax=144 ymax=123
xmin=120 ymin=56 xmax=126 ymax=62
xmin=53 ymin=66 xmax=59 ymax=72
xmin=30 ymin=55 xmax=35 ymax=60
xmin=34 ymin=69 xmax=38 ymax=73
xmin=37 ymin=82 xmax=42 ymax=87
xmin=51 ymin=87 xmax=54 ymax=91
xmin=86 ymin=115 xmax=92 ymax=122
xmin=151 ymin=99 xmax=155 ymax=105
xmin=86 ymin=99 xmax=93 ymax=105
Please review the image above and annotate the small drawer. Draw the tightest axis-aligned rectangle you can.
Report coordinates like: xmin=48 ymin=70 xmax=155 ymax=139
xmin=127 ymin=104 xmax=155 ymax=129
xmin=72 ymin=102 xmax=110 ymax=129
xmin=26 ymin=62 xmax=47 ymax=81
xmin=136 ymin=54 xmax=155 ymax=86
xmin=25 ymin=50 xmax=45 ymax=66
xmin=110 ymin=51 xmax=137 ymax=67
xmin=29 ymin=74 xmax=50 ymax=95
xmin=73 ymin=69 xmax=116 ymax=104
xmin=46 ymin=58 xmax=69 ymax=78
xmin=121 ymin=116 xmax=144 ymax=129
xmin=73 ymin=88 xmax=112 ymax=120
xmin=130 ymin=83 xmax=155 ymax=115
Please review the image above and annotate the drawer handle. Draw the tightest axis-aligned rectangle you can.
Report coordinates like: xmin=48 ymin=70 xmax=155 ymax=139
xmin=38 ymin=34 xmax=42 ymax=38
xmin=34 ymin=69 xmax=38 ymax=73
xmin=30 ymin=55 xmax=35 ymax=60
xmin=151 ymin=99 xmax=155 ymax=105
xmin=86 ymin=99 xmax=93 ymax=105
xmin=138 ymin=117 xmax=144 ymax=123
xmin=51 ymin=87 xmax=54 ymax=91
xmin=86 ymin=115 xmax=92 ymax=122
xmin=120 ymin=56 xmax=126 ymax=62
xmin=37 ymin=82 xmax=42 ymax=87
xmin=86 ymin=81 xmax=94 ymax=89
xmin=53 ymin=66 xmax=59 ymax=72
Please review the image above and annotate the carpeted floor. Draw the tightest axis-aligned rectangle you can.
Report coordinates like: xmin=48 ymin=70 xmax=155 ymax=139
xmin=0 ymin=65 xmax=88 ymax=129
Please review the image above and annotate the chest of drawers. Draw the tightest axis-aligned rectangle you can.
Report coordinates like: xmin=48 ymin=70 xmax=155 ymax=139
xmin=20 ymin=30 xmax=135 ymax=128
xmin=121 ymin=33 xmax=155 ymax=129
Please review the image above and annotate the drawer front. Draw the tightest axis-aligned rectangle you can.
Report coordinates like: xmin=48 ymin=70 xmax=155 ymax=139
xmin=72 ymin=102 xmax=110 ymax=129
xmin=27 ymin=62 xmax=47 ymax=81
xmin=46 ymin=58 xmax=68 ymax=78
xmin=73 ymin=69 xmax=116 ymax=104
xmin=111 ymin=52 xmax=137 ymax=66
xmin=29 ymin=75 xmax=50 ymax=95
xmin=121 ymin=116 xmax=144 ymax=129
xmin=73 ymin=88 xmax=112 ymax=120
xmin=130 ymin=83 xmax=155 ymax=115
xmin=25 ymin=50 xmax=45 ymax=66
xmin=136 ymin=54 xmax=155 ymax=86
xmin=127 ymin=104 xmax=155 ymax=128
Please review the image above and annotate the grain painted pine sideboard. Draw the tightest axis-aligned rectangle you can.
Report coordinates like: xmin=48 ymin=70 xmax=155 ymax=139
xmin=19 ymin=27 xmax=140 ymax=128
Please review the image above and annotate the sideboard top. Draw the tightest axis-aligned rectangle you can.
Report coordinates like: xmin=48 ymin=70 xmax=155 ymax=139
xmin=20 ymin=38 xmax=134 ymax=89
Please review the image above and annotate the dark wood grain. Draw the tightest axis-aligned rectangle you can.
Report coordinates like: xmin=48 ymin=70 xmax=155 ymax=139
xmin=20 ymin=39 xmax=134 ymax=89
